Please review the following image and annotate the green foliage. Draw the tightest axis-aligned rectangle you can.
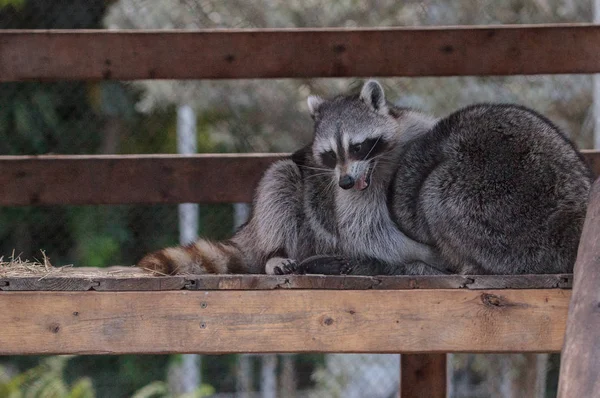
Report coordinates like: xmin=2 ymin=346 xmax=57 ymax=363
xmin=131 ymin=381 xmax=168 ymax=398
xmin=0 ymin=356 xmax=216 ymax=398
xmin=0 ymin=0 xmax=25 ymax=9
xmin=0 ymin=82 xmax=102 ymax=155
xmin=0 ymin=356 xmax=95 ymax=398
xmin=131 ymin=381 xmax=215 ymax=398
xmin=78 ymin=234 xmax=121 ymax=268
xmin=67 ymin=207 xmax=130 ymax=268
xmin=65 ymin=355 xmax=171 ymax=397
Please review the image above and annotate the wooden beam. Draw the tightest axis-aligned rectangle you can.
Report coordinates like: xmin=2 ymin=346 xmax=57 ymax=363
xmin=0 ymin=289 xmax=569 ymax=355
xmin=0 ymin=272 xmax=573 ymax=291
xmin=558 ymin=178 xmax=600 ymax=397
xmin=2 ymin=25 xmax=600 ymax=81
xmin=0 ymin=154 xmax=282 ymax=205
xmin=401 ymin=354 xmax=447 ymax=398
xmin=0 ymin=151 xmax=597 ymax=206
xmin=582 ymin=149 xmax=600 ymax=177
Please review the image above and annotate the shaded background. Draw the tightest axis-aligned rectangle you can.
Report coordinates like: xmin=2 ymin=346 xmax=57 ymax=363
xmin=0 ymin=0 xmax=593 ymax=397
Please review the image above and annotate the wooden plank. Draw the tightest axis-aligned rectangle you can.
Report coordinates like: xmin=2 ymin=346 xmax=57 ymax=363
xmin=459 ymin=274 xmax=572 ymax=290
xmin=3 ymin=25 xmax=600 ymax=81
xmin=92 ymin=277 xmax=188 ymax=291
xmin=0 ymin=277 xmax=188 ymax=291
xmin=150 ymin=273 xmax=575 ymax=290
xmin=0 ymin=278 xmax=99 ymax=291
xmin=0 ymin=289 xmax=569 ymax=355
xmin=0 ymin=154 xmax=282 ymax=205
xmin=0 ymin=151 xmax=597 ymax=206
xmin=582 ymin=149 xmax=600 ymax=177
xmin=190 ymin=274 xmax=487 ymax=291
xmin=0 ymin=273 xmax=573 ymax=291
xmin=401 ymin=354 xmax=447 ymax=398
xmin=558 ymin=178 xmax=600 ymax=397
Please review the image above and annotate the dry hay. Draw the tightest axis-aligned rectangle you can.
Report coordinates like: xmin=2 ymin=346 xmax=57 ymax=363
xmin=0 ymin=250 xmax=57 ymax=278
xmin=0 ymin=250 xmax=154 ymax=279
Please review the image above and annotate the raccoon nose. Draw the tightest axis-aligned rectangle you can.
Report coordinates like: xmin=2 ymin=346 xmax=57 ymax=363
xmin=339 ymin=175 xmax=355 ymax=189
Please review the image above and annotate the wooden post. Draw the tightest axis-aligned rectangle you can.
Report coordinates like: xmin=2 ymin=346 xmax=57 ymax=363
xmin=558 ymin=178 xmax=600 ymax=397
xmin=400 ymin=354 xmax=447 ymax=398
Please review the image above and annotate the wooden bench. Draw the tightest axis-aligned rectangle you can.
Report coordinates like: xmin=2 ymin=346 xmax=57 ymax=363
xmin=1 ymin=26 xmax=600 ymax=397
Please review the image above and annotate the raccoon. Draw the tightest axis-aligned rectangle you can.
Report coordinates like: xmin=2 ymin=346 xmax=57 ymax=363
xmin=138 ymin=80 xmax=592 ymax=276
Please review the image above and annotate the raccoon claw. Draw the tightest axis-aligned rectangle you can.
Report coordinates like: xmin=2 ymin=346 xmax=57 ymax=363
xmin=268 ymin=256 xmax=355 ymax=275
xmin=298 ymin=255 xmax=355 ymax=275
xmin=339 ymin=262 xmax=355 ymax=275
xmin=273 ymin=259 xmax=302 ymax=275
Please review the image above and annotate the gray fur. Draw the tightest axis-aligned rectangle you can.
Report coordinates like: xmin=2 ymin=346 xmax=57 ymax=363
xmin=139 ymin=80 xmax=592 ymax=276
xmin=238 ymin=80 xmax=591 ymax=275
xmin=389 ymin=102 xmax=593 ymax=274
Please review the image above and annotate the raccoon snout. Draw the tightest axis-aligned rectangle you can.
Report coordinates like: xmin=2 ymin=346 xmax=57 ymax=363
xmin=339 ymin=175 xmax=355 ymax=189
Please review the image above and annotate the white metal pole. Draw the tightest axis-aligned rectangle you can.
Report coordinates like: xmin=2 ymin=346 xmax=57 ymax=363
xmin=234 ymin=203 xmax=253 ymax=396
xmin=177 ymin=104 xmax=199 ymax=246
xmin=173 ymin=104 xmax=200 ymax=394
xmin=261 ymin=354 xmax=277 ymax=398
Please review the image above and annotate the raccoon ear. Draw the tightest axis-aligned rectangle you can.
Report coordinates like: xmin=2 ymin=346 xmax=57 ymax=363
xmin=307 ymin=95 xmax=325 ymax=119
xmin=360 ymin=79 xmax=388 ymax=114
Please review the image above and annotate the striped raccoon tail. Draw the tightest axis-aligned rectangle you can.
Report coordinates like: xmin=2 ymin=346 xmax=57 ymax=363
xmin=137 ymin=239 xmax=247 ymax=275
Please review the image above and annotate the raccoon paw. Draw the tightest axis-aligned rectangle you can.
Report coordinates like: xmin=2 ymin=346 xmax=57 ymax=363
xmin=275 ymin=259 xmax=302 ymax=275
xmin=298 ymin=255 xmax=354 ymax=275
xmin=265 ymin=257 xmax=302 ymax=275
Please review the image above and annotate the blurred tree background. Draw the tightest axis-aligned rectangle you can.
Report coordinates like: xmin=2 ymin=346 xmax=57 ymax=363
xmin=0 ymin=0 xmax=593 ymax=397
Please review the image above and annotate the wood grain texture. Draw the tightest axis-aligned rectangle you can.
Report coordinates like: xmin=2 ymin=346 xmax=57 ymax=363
xmin=558 ymin=178 xmax=600 ymax=397
xmin=0 ymin=289 xmax=569 ymax=355
xmin=0 ymin=276 xmax=189 ymax=291
xmin=401 ymin=354 xmax=447 ymax=398
xmin=3 ymin=25 xmax=600 ymax=81
xmin=0 ymin=273 xmax=573 ymax=291
xmin=190 ymin=274 xmax=573 ymax=291
xmin=0 ymin=154 xmax=282 ymax=205
xmin=0 ymin=151 xmax=597 ymax=206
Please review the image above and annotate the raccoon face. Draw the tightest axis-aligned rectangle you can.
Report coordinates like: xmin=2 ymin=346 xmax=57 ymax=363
xmin=316 ymin=136 xmax=388 ymax=190
xmin=308 ymin=80 xmax=396 ymax=191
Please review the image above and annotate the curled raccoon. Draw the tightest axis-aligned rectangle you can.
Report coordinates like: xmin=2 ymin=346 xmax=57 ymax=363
xmin=138 ymin=80 xmax=593 ymax=276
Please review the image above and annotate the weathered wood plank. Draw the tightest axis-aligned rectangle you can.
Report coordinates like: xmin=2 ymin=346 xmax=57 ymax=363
xmin=2 ymin=25 xmax=600 ymax=81
xmin=0 ymin=154 xmax=282 ymax=205
xmin=401 ymin=354 xmax=447 ymax=398
xmin=0 ymin=289 xmax=569 ymax=355
xmin=190 ymin=274 xmax=574 ymax=290
xmin=0 ymin=273 xmax=573 ymax=291
xmin=0 ymin=151 xmax=597 ymax=206
xmin=558 ymin=178 xmax=600 ymax=397
xmin=460 ymin=274 xmax=572 ymax=290
xmin=92 ymin=277 xmax=188 ymax=291
xmin=0 ymin=278 xmax=99 ymax=291
xmin=0 ymin=277 xmax=188 ymax=291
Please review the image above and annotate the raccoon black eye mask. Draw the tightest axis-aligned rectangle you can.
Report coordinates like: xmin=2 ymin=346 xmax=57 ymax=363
xmin=350 ymin=137 xmax=387 ymax=160
xmin=318 ymin=137 xmax=388 ymax=191
xmin=138 ymin=79 xmax=592 ymax=277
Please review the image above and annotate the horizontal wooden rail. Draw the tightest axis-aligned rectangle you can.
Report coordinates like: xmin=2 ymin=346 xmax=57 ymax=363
xmin=0 ymin=288 xmax=569 ymax=354
xmin=0 ymin=154 xmax=282 ymax=205
xmin=0 ymin=269 xmax=573 ymax=291
xmin=2 ymin=25 xmax=600 ymax=81
xmin=0 ymin=151 xmax=598 ymax=206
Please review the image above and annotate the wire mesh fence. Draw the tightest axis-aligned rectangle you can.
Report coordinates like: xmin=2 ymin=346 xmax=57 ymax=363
xmin=0 ymin=0 xmax=593 ymax=397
